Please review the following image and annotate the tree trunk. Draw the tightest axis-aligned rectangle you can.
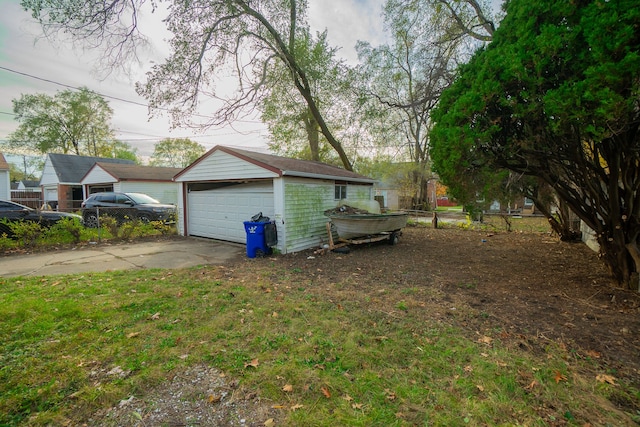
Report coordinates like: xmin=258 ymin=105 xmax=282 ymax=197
xmin=303 ymin=110 xmax=320 ymax=162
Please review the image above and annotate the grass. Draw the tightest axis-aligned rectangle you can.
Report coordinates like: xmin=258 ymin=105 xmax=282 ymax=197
xmin=409 ymin=211 xmax=552 ymax=234
xmin=1 ymin=262 xmax=636 ymax=426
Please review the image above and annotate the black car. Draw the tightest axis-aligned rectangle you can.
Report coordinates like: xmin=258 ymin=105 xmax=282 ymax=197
xmin=0 ymin=200 xmax=83 ymax=237
xmin=81 ymin=192 xmax=176 ymax=227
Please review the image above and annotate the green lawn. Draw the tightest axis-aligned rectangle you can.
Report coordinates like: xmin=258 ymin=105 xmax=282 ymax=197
xmin=0 ymin=260 xmax=636 ymax=425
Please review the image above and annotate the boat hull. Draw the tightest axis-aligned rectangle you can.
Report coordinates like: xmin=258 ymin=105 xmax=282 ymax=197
xmin=329 ymin=212 xmax=408 ymax=239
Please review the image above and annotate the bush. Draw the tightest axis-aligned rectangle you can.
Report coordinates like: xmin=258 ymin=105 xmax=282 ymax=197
xmin=46 ymin=217 xmax=85 ymax=244
xmin=0 ymin=233 xmax=16 ymax=251
xmin=10 ymin=221 xmax=45 ymax=248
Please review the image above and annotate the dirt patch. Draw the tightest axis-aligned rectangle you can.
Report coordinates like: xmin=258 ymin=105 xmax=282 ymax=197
xmin=93 ymin=226 xmax=640 ymax=425
xmin=287 ymin=226 xmax=640 ymax=378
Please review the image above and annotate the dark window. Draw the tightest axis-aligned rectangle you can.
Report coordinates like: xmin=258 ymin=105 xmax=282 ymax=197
xmin=98 ymin=193 xmax=116 ymax=203
xmin=115 ymin=194 xmax=130 ymax=204
xmin=335 ymin=183 xmax=347 ymax=200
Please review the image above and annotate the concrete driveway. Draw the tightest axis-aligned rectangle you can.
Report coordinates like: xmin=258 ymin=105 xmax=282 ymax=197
xmin=0 ymin=238 xmax=244 ymax=278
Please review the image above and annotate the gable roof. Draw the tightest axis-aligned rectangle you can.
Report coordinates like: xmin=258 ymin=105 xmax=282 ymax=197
xmin=87 ymin=162 xmax=183 ymax=182
xmin=48 ymin=153 xmax=135 ymax=184
xmin=20 ymin=179 xmax=40 ymax=188
xmin=0 ymin=153 xmax=9 ymax=171
xmin=175 ymin=145 xmax=375 ymax=183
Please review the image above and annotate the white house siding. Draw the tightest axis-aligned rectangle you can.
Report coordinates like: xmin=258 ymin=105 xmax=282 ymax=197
xmin=39 ymin=157 xmax=59 ymax=186
xmin=118 ymin=182 xmax=179 ymax=205
xmin=0 ymin=170 xmax=9 ymax=200
xmin=82 ymin=167 xmax=116 ymax=185
xmin=282 ymin=178 xmax=374 ymax=253
xmin=177 ymin=150 xmax=279 ymax=181
xmin=581 ymin=221 xmax=600 ymax=253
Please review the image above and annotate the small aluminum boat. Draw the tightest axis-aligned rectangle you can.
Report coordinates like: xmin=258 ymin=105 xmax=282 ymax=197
xmin=328 ymin=212 xmax=408 ymax=240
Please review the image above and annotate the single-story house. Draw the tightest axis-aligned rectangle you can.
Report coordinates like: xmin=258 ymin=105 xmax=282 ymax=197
xmin=174 ymin=145 xmax=377 ymax=254
xmin=0 ymin=153 xmax=10 ymax=200
xmin=40 ymin=153 xmax=135 ymax=211
xmin=11 ymin=179 xmax=41 ymax=192
xmin=81 ymin=162 xmax=182 ymax=205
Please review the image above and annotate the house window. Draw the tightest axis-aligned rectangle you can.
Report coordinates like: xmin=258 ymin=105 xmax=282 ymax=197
xmin=335 ymin=182 xmax=347 ymax=200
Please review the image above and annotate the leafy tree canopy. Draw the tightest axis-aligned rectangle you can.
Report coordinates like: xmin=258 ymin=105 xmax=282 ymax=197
xmin=431 ymin=0 xmax=640 ymax=287
xmin=149 ymin=138 xmax=205 ymax=168
xmin=4 ymin=87 xmax=116 ymax=156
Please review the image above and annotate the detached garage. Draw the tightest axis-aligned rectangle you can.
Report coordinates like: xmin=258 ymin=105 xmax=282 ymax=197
xmin=174 ymin=146 xmax=376 ymax=254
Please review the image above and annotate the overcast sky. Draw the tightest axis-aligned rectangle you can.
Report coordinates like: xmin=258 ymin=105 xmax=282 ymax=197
xmin=0 ymin=0 xmax=386 ymax=162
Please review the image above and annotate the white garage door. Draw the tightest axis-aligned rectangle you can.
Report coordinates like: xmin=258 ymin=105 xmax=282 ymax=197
xmin=186 ymin=181 xmax=274 ymax=243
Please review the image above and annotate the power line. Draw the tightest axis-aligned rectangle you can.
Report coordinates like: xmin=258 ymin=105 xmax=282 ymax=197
xmin=0 ymin=66 xmax=268 ymax=125
xmin=0 ymin=66 xmax=151 ymax=109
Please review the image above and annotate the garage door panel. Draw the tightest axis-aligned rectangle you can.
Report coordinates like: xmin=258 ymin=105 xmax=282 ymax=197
xmin=187 ymin=182 xmax=274 ymax=243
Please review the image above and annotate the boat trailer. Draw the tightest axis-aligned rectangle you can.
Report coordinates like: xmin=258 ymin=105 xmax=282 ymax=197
xmin=315 ymin=222 xmax=402 ymax=254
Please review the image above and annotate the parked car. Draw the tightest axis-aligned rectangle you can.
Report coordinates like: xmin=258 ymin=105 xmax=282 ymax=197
xmin=81 ymin=192 xmax=176 ymax=227
xmin=0 ymin=200 xmax=83 ymax=237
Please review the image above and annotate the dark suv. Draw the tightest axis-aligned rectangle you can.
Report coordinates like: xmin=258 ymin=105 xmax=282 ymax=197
xmin=81 ymin=192 xmax=176 ymax=227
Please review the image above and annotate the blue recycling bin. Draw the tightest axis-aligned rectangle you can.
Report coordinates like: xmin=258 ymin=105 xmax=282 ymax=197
xmin=244 ymin=220 xmax=271 ymax=258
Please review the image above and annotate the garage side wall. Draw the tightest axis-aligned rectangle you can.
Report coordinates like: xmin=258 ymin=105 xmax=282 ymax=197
xmin=282 ymin=177 xmax=374 ymax=253
xmin=117 ymin=182 xmax=179 ymax=205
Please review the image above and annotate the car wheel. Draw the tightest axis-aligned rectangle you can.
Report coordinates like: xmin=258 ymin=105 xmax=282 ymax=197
xmin=84 ymin=213 xmax=99 ymax=228
xmin=138 ymin=214 xmax=151 ymax=223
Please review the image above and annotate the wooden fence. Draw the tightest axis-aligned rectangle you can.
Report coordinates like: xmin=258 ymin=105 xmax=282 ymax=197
xmin=10 ymin=191 xmax=42 ymax=209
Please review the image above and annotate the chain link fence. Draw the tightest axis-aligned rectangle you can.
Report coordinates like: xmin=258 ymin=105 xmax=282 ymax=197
xmin=81 ymin=206 xmax=177 ymax=228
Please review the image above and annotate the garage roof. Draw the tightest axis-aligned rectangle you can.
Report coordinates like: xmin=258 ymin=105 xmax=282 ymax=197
xmin=175 ymin=145 xmax=376 ymax=184
xmin=85 ymin=162 xmax=183 ymax=182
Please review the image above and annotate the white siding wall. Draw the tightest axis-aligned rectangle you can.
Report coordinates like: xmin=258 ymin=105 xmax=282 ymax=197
xmin=82 ymin=167 xmax=117 ymax=185
xmin=281 ymin=178 xmax=374 ymax=253
xmin=0 ymin=170 xmax=9 ymax=200
xmin=119 ymin=182 xmax=179 ymax=205
xmin=176 ymin=150 xmax=279 ymax=182
xmin=40 ymin=157 xmax=59 ymax=186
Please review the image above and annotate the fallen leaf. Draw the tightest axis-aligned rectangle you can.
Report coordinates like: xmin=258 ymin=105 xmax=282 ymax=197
xmin=525 ymin=380 xmax=538 ymax=390
xmin=343 ymin=394 xmax=353 ymax=402
xmin=244 ymin=358 xmax=259 ymax=369
xmin=282 ymin=384 xmax=293 ymax=392
xmin=126 ymin=332 xmax=140 ymax=339
xmin=291 ymin=403 xmax=304 ymax=411
xmin=596 ymin=374 xmax=616 ymax=385
xmin=264 ymin=419 xmax=275 ymax=427
xmin=271 ymin=405 xmax=285 ymax=409
xmin=554 ymin=370 xmax=568 ymax=383
xmin=464 ymin=365 xmax=473 ymax=373
xmin=352 ymin=402 xmax=364 ymax=410
xmin=321 ymin=386 xmax=331 ymax=398
xmin=208 ymin=394 xmax=221 ymax=403
xmin=585 ymin=350 xmax=601 ymax=359
xmin=476 ymin=385 xmax=484 ymax=392
xmin=478 ymin=336 xmax=493 ymax=345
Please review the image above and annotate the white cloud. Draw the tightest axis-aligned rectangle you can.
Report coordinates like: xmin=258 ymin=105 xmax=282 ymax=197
xmin=309 ymin=0 xmax=386 ymax=64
